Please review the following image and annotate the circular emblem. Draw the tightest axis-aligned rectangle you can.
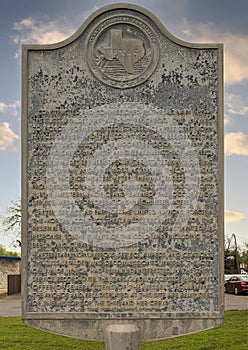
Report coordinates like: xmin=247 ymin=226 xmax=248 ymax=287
xmin=87 ymin=15 xmax=160 ymax=88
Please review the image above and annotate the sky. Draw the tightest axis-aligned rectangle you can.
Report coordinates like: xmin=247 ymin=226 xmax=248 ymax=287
xmin=0 ymin=0 xmax=247 ymax=251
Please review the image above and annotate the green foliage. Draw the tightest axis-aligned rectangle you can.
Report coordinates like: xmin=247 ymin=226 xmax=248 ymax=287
xmin=239 ymin=242 xmax=248 ymax=266
xmin=0 ymin=311 xmax=247 ymax=349
xmin=0 ymin=244 xmax=19 ymax=256
xmin=225 ymin=234 xmax=248 ymax=273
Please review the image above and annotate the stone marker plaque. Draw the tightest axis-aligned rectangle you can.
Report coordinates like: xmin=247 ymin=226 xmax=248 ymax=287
xmin=22 ymin=4 xmax=224 ymax=341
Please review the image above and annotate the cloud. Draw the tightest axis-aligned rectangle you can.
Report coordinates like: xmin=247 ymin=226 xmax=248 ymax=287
xmin=10 ymin=10 xmax=248 ymax=85
xmin=225 ymin=210 xmax=245 ymax=223
xmin=224 ymin=33 xmax=248 ymax=85
xmin=11 ymin=6 xmax=102 ymax=49
xmin=179 ymin=20 xmax=248 ymax=84
xmin=225 ymin=93 xmax=248 ymax=115
xmin=225 ymin=132 xmax=248 ymax=156
xmin=0 ymin=101 xmax=20 ymax=117
xmin=11 ymin=5 xmax=102 ymax=46
xmin=0 ymin=122 xmax=19 ymax=152
xmin=11 ymin=16 xmax=76 ymax=57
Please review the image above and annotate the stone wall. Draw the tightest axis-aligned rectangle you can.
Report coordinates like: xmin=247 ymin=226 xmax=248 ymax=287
xmin=0 ymin=257 xmax=21 ymax=289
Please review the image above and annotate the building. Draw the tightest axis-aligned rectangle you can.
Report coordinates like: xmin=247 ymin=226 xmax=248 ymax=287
xmin=0 ymin=255 xmax=21 ymax=290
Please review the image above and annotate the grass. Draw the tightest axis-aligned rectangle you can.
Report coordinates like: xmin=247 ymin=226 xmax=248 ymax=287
xmin=0 ymin=311 xmax=247 ymax=350
xmin=140 ymin=311 xmax=248 ymax=350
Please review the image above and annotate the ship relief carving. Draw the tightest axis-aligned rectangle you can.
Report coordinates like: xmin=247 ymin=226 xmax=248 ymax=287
xmin=87 ymin=16 xmax=160 ymax=88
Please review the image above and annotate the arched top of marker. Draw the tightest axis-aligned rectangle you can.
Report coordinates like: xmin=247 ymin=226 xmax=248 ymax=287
xmin=22 ymin=3 xmax=223 ymax=89
xmin=22 ymin=3 xmax=223 ymax=51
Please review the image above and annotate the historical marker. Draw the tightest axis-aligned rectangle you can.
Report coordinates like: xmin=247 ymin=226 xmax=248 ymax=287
xmin=22 ymin=4 xmax=224 ymax=343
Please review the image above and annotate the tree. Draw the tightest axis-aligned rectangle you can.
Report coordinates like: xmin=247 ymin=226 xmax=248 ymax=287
xmin=225 ymin=234 xmax=248 ymax=274
xmin=2 ymin=198 xmax=21 ymax=250
xmin=239 ymin=242 xmax=248 ymax=272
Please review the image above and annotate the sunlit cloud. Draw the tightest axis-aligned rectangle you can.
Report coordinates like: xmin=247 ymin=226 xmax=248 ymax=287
xmin=0 ymin=101 xmax=20 ymax=117
xmin=0 ymin=122 xmax=19 ymax=152
xmin=225 ymin=132 xmax=248 ymax=156
xmin=179 ymin=20 xmax=248 ymax=84
xmin=11 ymin=16 xmax=75 ymax=57
xmin=225 ymin=210 xmax=245 ymax=223
xmin=12 ymin=16 xmax=75 ymax=45
xmin=11 ymin=6 xmax=100 ymax=52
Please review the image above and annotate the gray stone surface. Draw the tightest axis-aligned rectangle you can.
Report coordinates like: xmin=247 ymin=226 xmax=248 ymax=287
xmin=0 ymin=294 xmax=246 ymax=318
xmin=22 ymin=3 xmax=224 ymax=342
xmin=106 ymin=324 xmax=139 ymax=350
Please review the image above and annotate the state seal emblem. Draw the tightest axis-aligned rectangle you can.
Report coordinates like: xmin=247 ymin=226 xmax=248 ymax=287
xmin=87 ymin=15 xmax=160 ymax=88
